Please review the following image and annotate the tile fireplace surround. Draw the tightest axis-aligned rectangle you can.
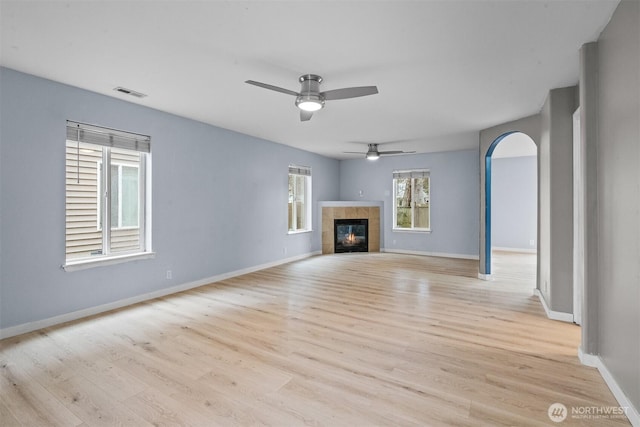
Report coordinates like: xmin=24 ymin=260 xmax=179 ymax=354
xmin=320 ymin=201 xmax=381 ymax=254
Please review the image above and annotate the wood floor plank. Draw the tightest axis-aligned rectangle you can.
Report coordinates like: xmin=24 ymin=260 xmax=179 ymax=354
xmin=0 ymin=398 xmax=22 ymax=427
xmin=48 ymin=374 xmax=153 ymax=427
xmin=123 ymin=387 xmax=216 ymax=427
xmin=0 ymin=358 xmax=83 ymax=426
xmin=0 ymin=252 xmax=630 ymax=426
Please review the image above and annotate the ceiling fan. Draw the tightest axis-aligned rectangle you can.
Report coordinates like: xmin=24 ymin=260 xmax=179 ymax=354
xmin=245 ymin=74 xmax=378 ymax=121
xmin=344 ymin=143 xmax=416 ymax=160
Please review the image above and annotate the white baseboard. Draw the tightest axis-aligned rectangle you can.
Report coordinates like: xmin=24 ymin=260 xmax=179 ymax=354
xmin=578 ymin=346 xmax=599 ymax=367
xmin=381 ymin=248 xmax=479 ymax=260
xmin=533 ymin=289 xmax=574 ymax=323
xmin=578 ymin=349 xmax=640 ymax=426
xmin=596 ymin=358 xmax=640 ymax=426
xmin=0 ymin=251 xmax=320 ymax=340
xmin=492 ymin=246 xmax=537 ymax=254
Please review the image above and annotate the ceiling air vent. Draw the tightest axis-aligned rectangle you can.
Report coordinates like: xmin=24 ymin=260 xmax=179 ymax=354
xmin=114 ymin=86 xmax=147 ymax=98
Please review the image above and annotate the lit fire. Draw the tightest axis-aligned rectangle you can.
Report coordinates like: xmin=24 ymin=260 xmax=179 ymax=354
xmin=344 ymin=232 xmax=357 ymax=245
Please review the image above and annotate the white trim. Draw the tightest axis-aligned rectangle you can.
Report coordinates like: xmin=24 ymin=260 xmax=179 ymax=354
xmin=287 ymin=229 xmax=313 ymax=235
xmin=144 ymin=153 xmax=152 ymax=252
xmin=578 ymin=346 xmax=599 ymax=367
xmin=491 ymin=246 xmax=537 ymax=254
xmin=318 ymin=201 xmax=383 ymax=207
xmin=63 ymin=251 xmax=156 ymax=272
xmin=572 ymin=106 xmax=585 ymax=327
xmin=382 ymin=248 xmax=479 ymax=260
xmin=478 ymin=273 xmax=493 ymax=281
xmin=595 ymin=358 xmax=640 ymax=426
xmin=534 ymin=289 xmax=574 ymax=322
xmin=577 ymin=350 xmax=640 ymax=427
xmin=288 ymin=172 xmax=312 ymax=233
xmin=2 ymin=251 xmax=319 ymax=340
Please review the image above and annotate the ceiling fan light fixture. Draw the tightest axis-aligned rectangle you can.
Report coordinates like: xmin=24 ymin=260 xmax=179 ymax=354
xmin=246 ymin=74 xmax=378 ymax=121
xmin=295 ymin=95 xmax=325 ymax=112
xmin=343 ymin=142 xmax=415 ymax=159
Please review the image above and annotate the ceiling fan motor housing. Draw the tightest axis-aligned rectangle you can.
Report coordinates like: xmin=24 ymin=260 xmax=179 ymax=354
xmin=299 ymin=74 xmax=322 ymax=88
xmin=296 ymin=75 xmax=325 ymax=111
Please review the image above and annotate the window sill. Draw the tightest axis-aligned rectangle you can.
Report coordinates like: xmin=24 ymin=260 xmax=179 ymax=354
xmin=288 ymin=229 xmax=313 ymax=235
xmin=392 ymin=228 xmax=431 ymax=234
xmin=63 ymin=251 xmax=155 ymax=272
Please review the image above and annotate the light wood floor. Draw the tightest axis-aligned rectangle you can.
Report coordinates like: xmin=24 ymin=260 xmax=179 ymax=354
xmin=0 ymin=252 xmax=629 ymax=426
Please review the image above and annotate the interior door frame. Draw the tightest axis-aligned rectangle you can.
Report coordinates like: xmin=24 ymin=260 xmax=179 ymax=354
xmin=573 ymin=107 xmax=584 ymax=325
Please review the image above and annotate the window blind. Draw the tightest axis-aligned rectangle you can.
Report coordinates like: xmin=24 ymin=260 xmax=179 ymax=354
xmin=66 ymin=121 xmax=150 ymax=153
xmin=289 ymin=165 xmax=311 ymax=176
xmin=393 ymin=169 xmax=429 ymax=179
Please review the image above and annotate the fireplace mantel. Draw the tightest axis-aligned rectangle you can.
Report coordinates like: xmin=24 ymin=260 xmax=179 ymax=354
xmin=319 ymin=201 xmax=382 ymax=254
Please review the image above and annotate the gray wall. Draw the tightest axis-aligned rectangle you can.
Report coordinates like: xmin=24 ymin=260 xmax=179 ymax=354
xmin=479 ymin=88 xmax=576 ymax=316
xmin=593 ymin=0 xmax=640 ymax=411
xmin=0 ymin=67 xmax=340 ymax=330
xmin=339 ymin=148 xmax=479 ymax=257
xmin=524 ymin=86 xmax=576 ymax=314
xmin=538 ymin=99 xmax=552 ymax=302
xmin=491 ymin=156 xmax=537 ymax=250
xmin=541 ymin=86 xmax=577 ymax=313
xmin=579 ymin=41 xmax=600 ymax=358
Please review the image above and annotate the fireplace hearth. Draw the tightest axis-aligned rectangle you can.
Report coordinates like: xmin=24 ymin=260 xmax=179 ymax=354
xmin=334 ymin=219 xmax=368 ymax=253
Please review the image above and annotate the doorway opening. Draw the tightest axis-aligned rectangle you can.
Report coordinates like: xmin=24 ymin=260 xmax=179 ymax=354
xmin=485 ymin=132 xmax=538 ymax=288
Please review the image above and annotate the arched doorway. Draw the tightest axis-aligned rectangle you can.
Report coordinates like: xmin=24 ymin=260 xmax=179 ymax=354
xmin=484 ymin=131 xmax=538 ymax=277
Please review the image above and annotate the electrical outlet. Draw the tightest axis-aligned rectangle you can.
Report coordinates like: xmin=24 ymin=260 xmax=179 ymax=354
xmin=166 ymin=270 xmax=172 ymax=280
xmin=283 ymin=247 xmax=287 ymax=255
xmin=529 ymin=239 xmax=535 ymax=246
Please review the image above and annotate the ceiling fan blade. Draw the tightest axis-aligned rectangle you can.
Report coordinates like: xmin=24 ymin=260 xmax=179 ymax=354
xmin=245 ymin=80 xmax=299 ymax=96
xmin=379 ymin=150 xmax=416 ymax=155
xmin=322 ymin=86 xmax=379 ymax=100
xmin=343 ymin=151 xmax=367 ymax=154
xmin=300 ymin=110 xmax=313 ymax=121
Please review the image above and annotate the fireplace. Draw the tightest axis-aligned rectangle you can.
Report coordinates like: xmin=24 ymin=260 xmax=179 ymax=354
xmin=320 ymin=204 xmax=380 ymax=254
xmin=334 ymin=219 xmax=368 ymax=253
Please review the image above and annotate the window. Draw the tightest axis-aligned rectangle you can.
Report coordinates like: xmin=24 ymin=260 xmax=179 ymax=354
xmin=97 ymin=162 xmax=140 ymax=229
xmin=393 ymin=169 xmax=430 ymax=231
xmin=288 ymin=165 xmax=312 ymax=233
xmin=65 ymin=121 xmax=151 ymax=266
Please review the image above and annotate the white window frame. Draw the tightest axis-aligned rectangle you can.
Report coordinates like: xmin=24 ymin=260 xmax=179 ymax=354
xmin=392 ymin=169 xmax=431 ymax=232
xmin=64 ymin=121 xmax=153 ymax=271
xmin=288 ymin=165 xmax=312 ymax=234
xmin=97 ymin=160 xmax=140 ymax=231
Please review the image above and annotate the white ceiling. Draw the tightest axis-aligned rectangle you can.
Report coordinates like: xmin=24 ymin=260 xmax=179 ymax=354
xmin=0 ymin=1 xmax=617 ymax=159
